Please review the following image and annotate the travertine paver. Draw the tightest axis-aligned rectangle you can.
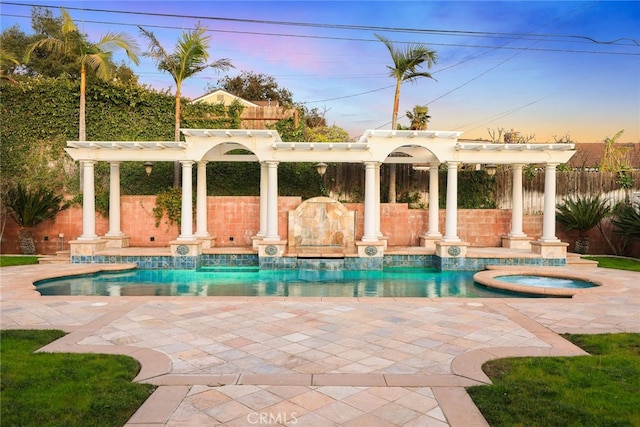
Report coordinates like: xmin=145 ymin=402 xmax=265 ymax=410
xmin=1 ymin=263 xmax=639 ymax=426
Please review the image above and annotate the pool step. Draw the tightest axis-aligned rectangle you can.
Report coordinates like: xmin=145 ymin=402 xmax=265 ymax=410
xmin=38 ymin=250 xmax=70 ymax=264
xmin=198 ymin=266 xmax=260 ymax=273
xmin=566 ymin=253 xmax=599 ymax=268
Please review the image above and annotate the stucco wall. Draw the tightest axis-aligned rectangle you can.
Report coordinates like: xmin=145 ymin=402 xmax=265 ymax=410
xmin=2 ymin=196 xmax=636 ymax=257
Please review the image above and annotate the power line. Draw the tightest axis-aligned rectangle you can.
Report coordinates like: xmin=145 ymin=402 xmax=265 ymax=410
xmin=3 ymin=2 xmax=639 ymax=48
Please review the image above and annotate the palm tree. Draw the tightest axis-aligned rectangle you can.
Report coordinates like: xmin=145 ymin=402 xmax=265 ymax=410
xmin=1 ymin=49 xmax=20 ymax=84
xmin=406 ymin=105 xmax=431 ymax=130
xmin=138 ymin=24 xmax=233 ymax=187
xmin=25 ymin=8 xmax=140 ymax=142
xmin=556 ymin=195 xmax=611 ymax=254
xmin=5 ymin=185 xmax=70 ymax=255
xmin=376 ymin=34 xmax=437 ymax=202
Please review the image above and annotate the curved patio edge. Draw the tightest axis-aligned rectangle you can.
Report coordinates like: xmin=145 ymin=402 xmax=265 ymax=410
xmin=451 ymin=344 xmax=590 ymax=384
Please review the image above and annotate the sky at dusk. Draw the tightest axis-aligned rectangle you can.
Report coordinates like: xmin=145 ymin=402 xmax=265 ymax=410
xmin=2 ymin=1 xmax=639 ymax=143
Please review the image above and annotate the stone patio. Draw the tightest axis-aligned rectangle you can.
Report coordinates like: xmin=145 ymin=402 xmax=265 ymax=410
xmin=1 ymin=262 xmax=638 ymax=426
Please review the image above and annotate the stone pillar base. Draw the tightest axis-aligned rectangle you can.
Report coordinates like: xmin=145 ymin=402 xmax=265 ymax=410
xmin=501 ymin=235 xmax=532 ymax=250
xmin=196 ymin=236 xmax=216 ymax=249
xmin=435 ymin=241 xmax=469 ymax=258
xmin=70 ymin=239 xmax=108 ymax=256
xmin=419 ymin=234 xmax=442 ymax=250
xmin=103 ymin=235 xmax=130 ymax=248
xmin=257 ymin=240 xmax=287 ymax=257
xmin=170 ymin=240 xmax=203 ymax=257
xmin=356 ymin=241 xmax=385 ymax=258
xmin=252 ymin=235 xmax=264 ymax=250
xmin=530 ymin=241 xmax=568 ymax=258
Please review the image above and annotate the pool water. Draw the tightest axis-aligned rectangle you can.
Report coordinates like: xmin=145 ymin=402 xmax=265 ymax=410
xmin=495 ymin=275 xmax=596 ymax=289
xmin=35 ymin=267 xmax=525 ymax=298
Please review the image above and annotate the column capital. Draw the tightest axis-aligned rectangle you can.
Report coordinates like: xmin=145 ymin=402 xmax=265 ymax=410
xmin=180 ymin=160 xmax=195 ymax=166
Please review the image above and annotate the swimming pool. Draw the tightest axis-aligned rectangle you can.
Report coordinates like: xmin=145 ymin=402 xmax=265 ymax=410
xmin=34 ymin=267 xmax=527 ymax=298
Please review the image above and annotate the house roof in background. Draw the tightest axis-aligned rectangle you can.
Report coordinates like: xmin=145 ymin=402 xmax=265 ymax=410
xmin=568 ymin=143 xmax=640 ymax=169
xmin=191 ymin=89 xmax=259 ymax=107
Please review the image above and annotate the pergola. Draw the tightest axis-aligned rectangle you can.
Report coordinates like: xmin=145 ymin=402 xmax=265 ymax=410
xmin=65 ymin=129 xmax=576 ymax=260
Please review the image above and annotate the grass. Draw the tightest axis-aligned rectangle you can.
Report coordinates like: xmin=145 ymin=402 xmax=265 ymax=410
xmin=468 ymin=333 xmax=640 ymax=427
xmin=582 ymin=256 xmax=640 ymax=272
xmin=0 ymin=329 xmax=156 ymax=427
xmin=0 ymin=255 xmax=39 ymax=267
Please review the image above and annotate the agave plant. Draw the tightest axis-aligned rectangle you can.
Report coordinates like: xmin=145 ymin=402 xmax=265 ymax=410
xmin=612 ymin=203 xmax=640 ymax=239
xmin=4 ymin=185 xmax=70 ymax=255
xmin=556 ymin=195 xmax=611 ymax=254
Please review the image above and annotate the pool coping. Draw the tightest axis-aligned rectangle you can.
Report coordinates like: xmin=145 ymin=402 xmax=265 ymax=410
xmin=474 ymin=266 xmax=607 ymax=297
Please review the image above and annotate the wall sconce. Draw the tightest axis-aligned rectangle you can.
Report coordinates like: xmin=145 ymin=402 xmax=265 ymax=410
xmin=144 ymin=162 xmax=153 ymax=176
xmin=485 ymin=164 xmax=497 ymax=177
xmin=315 ymin=162 xmax=328 ymax=177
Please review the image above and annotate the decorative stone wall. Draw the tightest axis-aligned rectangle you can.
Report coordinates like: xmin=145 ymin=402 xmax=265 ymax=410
xmin=288 ymin=197 xmax=355 ymax=248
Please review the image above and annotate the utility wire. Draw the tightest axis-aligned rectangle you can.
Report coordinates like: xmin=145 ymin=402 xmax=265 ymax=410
xmin=3 ymin=1 xmax=639 ymax=46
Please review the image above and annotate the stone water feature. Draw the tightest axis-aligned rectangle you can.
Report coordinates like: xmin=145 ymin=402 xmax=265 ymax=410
xmin=288 ymin=197 xmax=356 ymax=270
xmin=288 ymin=197 xmax=355 ymax=249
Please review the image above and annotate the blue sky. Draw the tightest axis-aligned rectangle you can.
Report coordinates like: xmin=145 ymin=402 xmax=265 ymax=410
xmin=2 ymin=1 xmax=639 ymax=142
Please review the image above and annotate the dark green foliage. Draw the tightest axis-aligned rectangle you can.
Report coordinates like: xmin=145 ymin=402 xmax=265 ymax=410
xmin=438 ymin=170 xmax=497 ymax=209
xmin=556 ymin=195 xmax=611 ymax=254
xmin=556 ymin=195 xmax=611 ymax=232
xmin=612 ymin=203 xmax=640 ymax=239
xmin=5 ymin=184 xmax=70 ymax=228
xmin=0 ymin=329 xmax=155 ymax=427
xmin=468 ymin=333 xmax=640 ymax=427
xmin=0 ymin=75 xmax=242 ymax=196
xmin=152 ymin=187 xmax=183 ymax=227
xmin=216 ymin=71 xmax=293 ymax=107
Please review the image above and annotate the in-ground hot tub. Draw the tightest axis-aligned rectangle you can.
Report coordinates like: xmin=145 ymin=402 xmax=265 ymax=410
xmin=474 ymin=267 xmax=600 ymax=297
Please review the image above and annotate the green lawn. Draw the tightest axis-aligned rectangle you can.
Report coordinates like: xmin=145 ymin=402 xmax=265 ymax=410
xmin=583 ymin=256 xmax=640 ymax=272
xmin=468 ymin=333 xmax=640 ymax=427
xmin=0 ymin=330 xmax=156 ymax=427
xmin=0 ymin=255 xmax=39 ymax=267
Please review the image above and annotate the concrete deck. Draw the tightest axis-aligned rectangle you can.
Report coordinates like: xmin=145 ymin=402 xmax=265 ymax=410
xmin=1 ymin=261 xmax=639 ymax=426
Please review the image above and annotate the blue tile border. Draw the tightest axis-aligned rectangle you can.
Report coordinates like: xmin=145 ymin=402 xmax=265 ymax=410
xmin=71 ymin=253 xmax=566 ymax=271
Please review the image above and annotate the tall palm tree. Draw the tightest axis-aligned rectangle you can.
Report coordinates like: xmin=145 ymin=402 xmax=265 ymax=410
xmin=138 ymin=24 xmax=233 ymax=187
xmin=25 ymin=8 xmax=140 ymax=142
xmin=376 ymin=34 xmax=436 ymax=202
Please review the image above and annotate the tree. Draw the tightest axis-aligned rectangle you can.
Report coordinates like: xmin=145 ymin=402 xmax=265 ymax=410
xmin=139 ymin=24 xmax=233 ymax=187
xmin=5 ymin=185 xmax=70 ymax=255
xmin=406 ymin=105 xmax=431 ymax=130
xmin=25 ymin=8 xmax=140 ymax=142
xmin=556 ymin=195 xmax=611 ymax=254
xmin=0 ymin=49 xmax=19 ymax=83
xmin=376 ymin=33 xmax=437 ymax=202
xmin=215 ymin=71 xmax=293 ymax=106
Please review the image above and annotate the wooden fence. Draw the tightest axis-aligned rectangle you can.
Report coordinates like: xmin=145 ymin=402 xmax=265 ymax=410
xmin=495 ymin=170 xmax=640 ymax=214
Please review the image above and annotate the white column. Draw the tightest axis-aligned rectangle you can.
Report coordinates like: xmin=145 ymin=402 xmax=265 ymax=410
xmin=105 ymin=161 xmax=123 ymax=237
xmin=375 ymin=163 xmax=382 ymax=237
xmin=509 ymin=164 xmax=526 ymax=237
xmin=427 ymin=161 xmax=441 ymax=237
xmin=178 ymin=161 xmax=195 ymax=241
xmin=362 ymin=161 xmax=379 ymax=242
xmin=443 ymin=161 xmax=460 ymax=242
xmin=540 ymin=163 xmax=560 ymax=242
xmin=195 ymin=161 xmax=209 ymax=238
xmin=78 ymin=160 xmax=98 ymax=240
xmin=258 ymin=162 xmax=268 ymax=237
xmin=264 ymin=161 xmax=280 ymax=241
